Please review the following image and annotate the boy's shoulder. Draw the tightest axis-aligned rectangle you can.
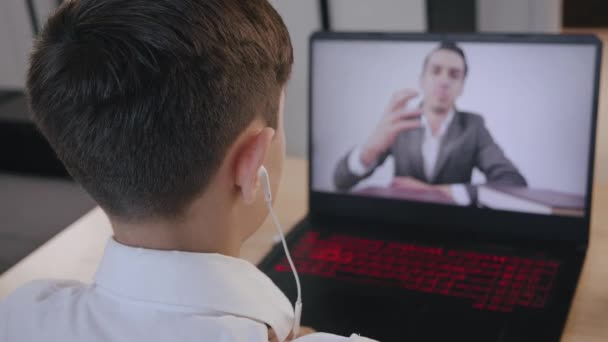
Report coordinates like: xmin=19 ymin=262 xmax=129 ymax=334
xmin=2 ymin=279 xmax=84 ymax=305
xmin=1 ymin=279 xmax=86 ymax=320
xmin=1 ymin=279 xmax=86 ymax=340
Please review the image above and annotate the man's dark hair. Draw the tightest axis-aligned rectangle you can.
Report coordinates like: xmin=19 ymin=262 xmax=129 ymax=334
xmin=26 ymin=0 xmax=293 ymax=221
xmin=422 ymin=41 xmax=468 ymax=77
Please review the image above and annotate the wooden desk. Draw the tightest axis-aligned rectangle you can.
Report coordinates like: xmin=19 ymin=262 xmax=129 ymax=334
xmin=1 ymin=158 xmax=607 ymax=341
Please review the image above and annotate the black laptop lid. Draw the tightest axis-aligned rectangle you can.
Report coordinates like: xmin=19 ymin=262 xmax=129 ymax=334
xmin=308 ymin=32 xmax=601 ymax=244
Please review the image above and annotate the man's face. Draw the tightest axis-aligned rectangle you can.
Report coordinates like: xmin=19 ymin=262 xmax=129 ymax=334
xmin=420 ymin=49 xmax=466 ymax=113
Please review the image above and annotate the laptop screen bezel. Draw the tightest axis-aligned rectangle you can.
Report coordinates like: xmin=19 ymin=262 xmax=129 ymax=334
xmin=307 ymin=32 xmax=601 ymax=244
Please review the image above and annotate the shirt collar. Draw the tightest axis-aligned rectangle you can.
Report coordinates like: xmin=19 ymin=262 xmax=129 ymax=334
xmin=94 ymin=238 xmax=295 ymax=342
xmin=421 ymin=108 xmax=456 ymax=139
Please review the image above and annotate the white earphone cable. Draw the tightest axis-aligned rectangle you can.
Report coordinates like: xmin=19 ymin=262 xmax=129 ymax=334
xmin=259 ymin=167 xmax=302 ymax=338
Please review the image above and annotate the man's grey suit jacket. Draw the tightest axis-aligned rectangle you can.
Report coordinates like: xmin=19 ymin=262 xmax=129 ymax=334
xmin=334 ymin=111 xmax=527 ymax=200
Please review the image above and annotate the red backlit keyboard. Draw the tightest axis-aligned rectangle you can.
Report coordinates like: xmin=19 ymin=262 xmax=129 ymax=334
xmin=274 ymin=232 xmax=560 ymax=312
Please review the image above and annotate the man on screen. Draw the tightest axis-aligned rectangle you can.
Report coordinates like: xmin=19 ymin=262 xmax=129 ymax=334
xmin=333 ymin=42 xmax=527 ymax=204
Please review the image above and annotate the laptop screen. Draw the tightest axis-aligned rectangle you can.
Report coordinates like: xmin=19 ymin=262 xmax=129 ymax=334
xmin=311 ymin=35 xmax=599 ymax=219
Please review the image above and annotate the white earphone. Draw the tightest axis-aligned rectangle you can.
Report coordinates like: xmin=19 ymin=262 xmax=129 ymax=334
xmin=258 ymin=166 xmax=302 ymax=338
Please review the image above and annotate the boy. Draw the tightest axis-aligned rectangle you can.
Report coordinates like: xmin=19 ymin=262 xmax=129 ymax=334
xmin=0 ymin=0 xmax=375 ymax=341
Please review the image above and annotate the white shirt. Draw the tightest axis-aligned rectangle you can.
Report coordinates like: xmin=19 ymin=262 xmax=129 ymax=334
xmin=0 ymin=238 xmax=376 ymax=342
xmin=348 ymin=110 xmax=470 ymax=205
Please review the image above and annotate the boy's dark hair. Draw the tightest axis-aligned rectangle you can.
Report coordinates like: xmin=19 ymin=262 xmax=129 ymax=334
xmin=422 ymin=41 xmax=468 ymax=77
xmin=26 ymin=0 xmax=293 ymax=221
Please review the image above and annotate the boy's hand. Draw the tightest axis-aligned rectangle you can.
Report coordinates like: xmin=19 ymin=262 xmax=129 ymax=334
xmin=268 ymin=326 xmax=316 ymax=341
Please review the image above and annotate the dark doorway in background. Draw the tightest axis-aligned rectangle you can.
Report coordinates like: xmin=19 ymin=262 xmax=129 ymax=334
xmin=563 ymin=0 xmax=608 ymax=27
xmin=427 ymin=0 xmax=476 ymax=32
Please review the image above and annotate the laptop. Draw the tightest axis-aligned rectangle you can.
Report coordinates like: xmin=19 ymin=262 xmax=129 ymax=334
xmin=259 ymin=32 xmax=602 ymax=342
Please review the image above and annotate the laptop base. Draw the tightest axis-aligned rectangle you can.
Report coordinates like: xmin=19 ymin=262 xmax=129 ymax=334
xmin=259 ymin=218 xmax=584 ymax=342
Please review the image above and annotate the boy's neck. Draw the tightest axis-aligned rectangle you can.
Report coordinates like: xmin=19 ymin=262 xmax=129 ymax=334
xmin=110 ymin=196 xmax=242 ymax=257
xmin=112 ymin=223 xmax=240 ymax=257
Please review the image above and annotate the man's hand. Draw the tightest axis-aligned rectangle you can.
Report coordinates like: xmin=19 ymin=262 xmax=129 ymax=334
xmin=391 ymin=176 xmax=432 ymax=191
xmin=268 ymin=326 xmax=316 ymax=342
xmin=391 ymin=176 xmax=453 ymax=199
xmin=360 ymin=89 xmax=422 ymax=167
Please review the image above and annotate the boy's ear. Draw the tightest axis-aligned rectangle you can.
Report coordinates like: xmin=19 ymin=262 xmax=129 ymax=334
xmin=235 ymin=127 xmax=275 ymax=205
